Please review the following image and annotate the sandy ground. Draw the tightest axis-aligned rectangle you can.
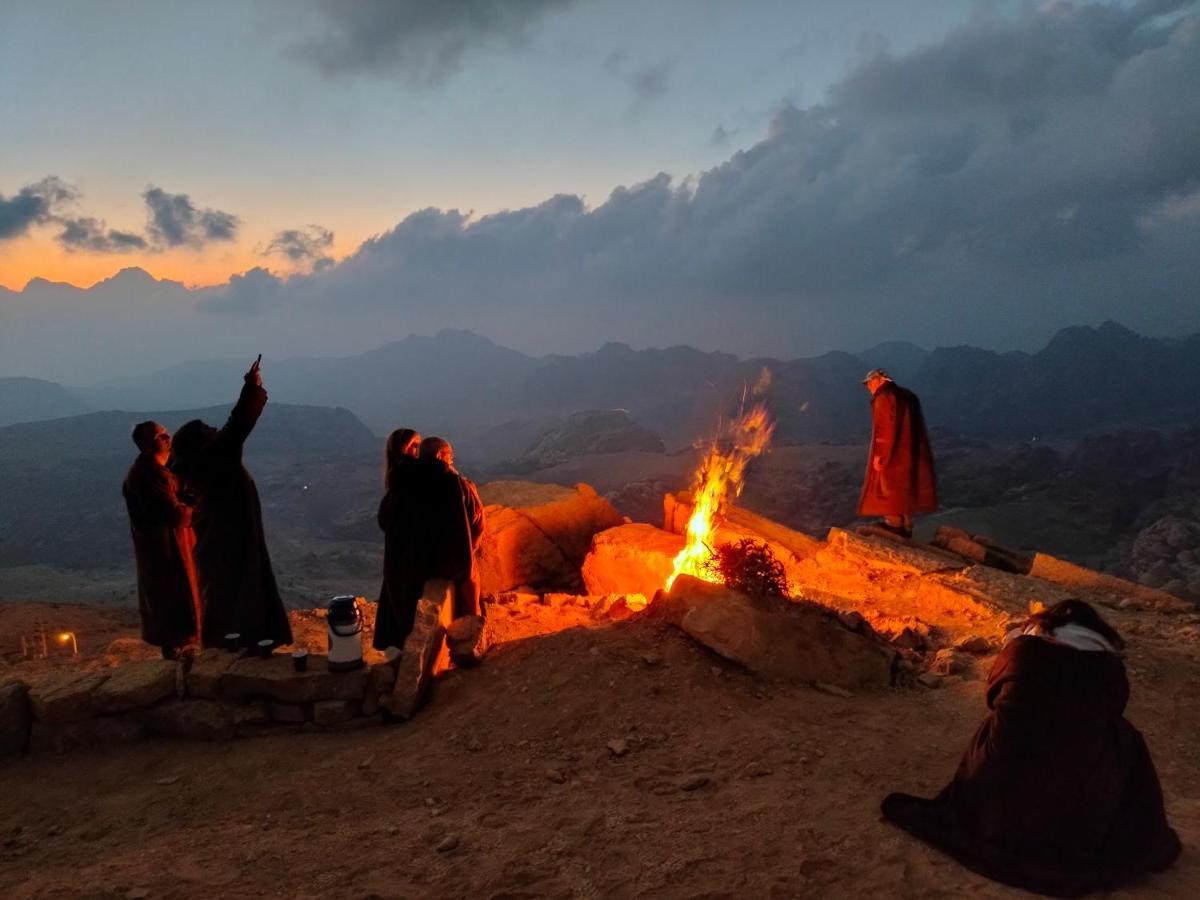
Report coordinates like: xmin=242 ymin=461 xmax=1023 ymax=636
xmin=1 ymin=600 xmax=1198 ymax=900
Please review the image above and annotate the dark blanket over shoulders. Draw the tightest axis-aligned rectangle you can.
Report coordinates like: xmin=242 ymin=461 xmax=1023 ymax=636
xmin=881 ymin=635 xmax=1180 ymax=897
xmin=374 ymin=456 xmax=474 ymax=651
xmin=187 ymin=382 xmax=292 ymax=648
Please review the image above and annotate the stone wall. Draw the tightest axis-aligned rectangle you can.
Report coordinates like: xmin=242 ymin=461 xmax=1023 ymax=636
xmin=0 ymin=651 xmax=397 ymax=756
xmin=1 ymin=581 xmax=462 ymax=757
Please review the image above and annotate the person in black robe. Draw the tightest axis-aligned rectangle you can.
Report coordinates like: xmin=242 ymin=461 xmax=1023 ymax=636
xmin=169 ymin=357 xmax=292 ymax=649
xmin=122 ymin=420 xmax=200 ymax=658
xmin=881 ymin=599 xmax=1181 ymax=897
xmin=373 ymin=429 xmax=475 ymax=652
xmin=420 ymin=436 xmax=486 ymax=617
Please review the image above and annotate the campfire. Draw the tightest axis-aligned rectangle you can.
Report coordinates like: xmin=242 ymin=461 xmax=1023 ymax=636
xmin=666 ymin=386 xmax=776 ymax=592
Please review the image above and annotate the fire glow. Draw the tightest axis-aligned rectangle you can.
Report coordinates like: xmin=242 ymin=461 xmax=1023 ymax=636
xmin=666 ymin=400 xmax=775 ymax=591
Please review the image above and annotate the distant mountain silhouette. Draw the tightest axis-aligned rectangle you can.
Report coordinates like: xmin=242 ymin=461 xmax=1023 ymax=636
xmin=0 ymin=377 xmax=90 ymax=427
xmin=9 ymin=322 xmax=1200 ymax=464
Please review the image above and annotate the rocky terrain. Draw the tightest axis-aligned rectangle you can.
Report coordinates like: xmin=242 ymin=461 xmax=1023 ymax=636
xmin=1 ymin=577 xmax=1198 ymax=898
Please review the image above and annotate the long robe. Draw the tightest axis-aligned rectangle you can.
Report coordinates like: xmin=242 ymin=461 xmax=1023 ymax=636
xmin=374 ymin=456 xmax=474 ymax=651
xmin=858 ymin=381 xmax=938 ymax=516
xmin=881 ymin=635 xmax=1181 ymax=897
xmin=186 ymin=383 xmax=292 ymax=648
xmin=122 ymin=454 xmax=200 ymax=649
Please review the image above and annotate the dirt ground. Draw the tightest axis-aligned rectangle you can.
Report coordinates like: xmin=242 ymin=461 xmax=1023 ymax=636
xmin=1 ymin=599 xmax=1198 ymax=900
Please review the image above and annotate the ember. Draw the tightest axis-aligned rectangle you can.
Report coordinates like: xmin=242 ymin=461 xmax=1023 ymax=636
xmin=666 ymin=389 xmax=775 ymax=591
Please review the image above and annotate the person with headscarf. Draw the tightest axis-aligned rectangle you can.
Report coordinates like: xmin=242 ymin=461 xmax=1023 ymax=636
xmin=122 ymin=420 xmax=200 ymax=658
xmin=374 ymin=428 xmax=475 ymax=652
xmin=858 ymin=368 xmax=938 ymax=539
xmin=169 ymin=356 xmax=292 ymax=649
xmin=881 ymin=599 xmax=1181 ymax=896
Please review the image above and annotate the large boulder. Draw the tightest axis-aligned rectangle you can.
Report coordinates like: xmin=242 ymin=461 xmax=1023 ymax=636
xmin=657 ymin=575 xmax=895 ymax=689
xmin=581 ymin=523 xmax=684 ymax=598
xmin=477 ymin=482 xmax=624 ymax=594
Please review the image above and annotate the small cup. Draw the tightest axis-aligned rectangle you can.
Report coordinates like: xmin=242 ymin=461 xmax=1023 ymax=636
xmin=291 ymin=648 xmax=309 ymax=672
xmin=225 ymin=632 xmax=241 ymax=653
xmin=256 ymin=639 xmax=274 ymax=659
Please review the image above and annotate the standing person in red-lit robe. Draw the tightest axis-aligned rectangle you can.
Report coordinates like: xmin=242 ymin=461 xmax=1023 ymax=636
xmin=122 ymin=420 xmax=200 ymax=659
xmin=858 ymin=368 xmax=938 ymax=538
xmin=169 ymin=356 xmax=292 ymax=649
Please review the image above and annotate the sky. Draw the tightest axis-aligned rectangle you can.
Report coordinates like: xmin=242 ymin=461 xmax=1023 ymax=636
xmin=2 ymin=0 xmax=1199 ymax=380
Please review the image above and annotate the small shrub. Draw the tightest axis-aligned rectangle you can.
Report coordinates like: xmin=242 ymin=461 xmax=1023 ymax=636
xmin=706 ymin=538 xmax=789 ymax=598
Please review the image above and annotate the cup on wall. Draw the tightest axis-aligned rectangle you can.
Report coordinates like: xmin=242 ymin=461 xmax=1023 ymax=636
xmin=292 ymin=648 xmax=309 ymax=672
xmin=257 ymin=639 xmax=274 ymax=659
xmin=225 ymin=632 xmax=240 ymax=653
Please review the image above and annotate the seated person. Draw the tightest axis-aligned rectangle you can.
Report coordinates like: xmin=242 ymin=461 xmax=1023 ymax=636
xmin=881 ymin=599 xmax=1180 ymax=897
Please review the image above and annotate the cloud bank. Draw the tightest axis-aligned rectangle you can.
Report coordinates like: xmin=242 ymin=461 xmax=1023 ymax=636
xmin=225 ymin=1 xmax=1198 ymax=354
xmin=5 ymin=1 xmax=1200 ymax=372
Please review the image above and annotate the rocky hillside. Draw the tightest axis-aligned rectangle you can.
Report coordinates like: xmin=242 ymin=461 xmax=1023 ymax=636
xmin=0 ymin=377 xmax=90 ymax=427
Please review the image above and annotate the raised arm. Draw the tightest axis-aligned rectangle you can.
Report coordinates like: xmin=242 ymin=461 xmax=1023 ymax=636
xmin=214 ymin=356 xmax=267 ymax=454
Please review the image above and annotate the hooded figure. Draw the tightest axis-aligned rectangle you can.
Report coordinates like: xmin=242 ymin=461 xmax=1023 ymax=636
xmin=122 ymin=420 xmax=200 ymax=657
xmin=858 ymin=369 xmax=937 ymax=537
xmin=881 ymin=600 xmax=1181 ymax=897
xmin=170 ymin=357 xmax=292 ymax=648
xmin=374 ymin=430 xmax=475 ymax=652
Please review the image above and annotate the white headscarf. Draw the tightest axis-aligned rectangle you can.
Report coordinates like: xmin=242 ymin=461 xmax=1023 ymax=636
xmin=1019 ymin=621 xmax=1117 ymax=654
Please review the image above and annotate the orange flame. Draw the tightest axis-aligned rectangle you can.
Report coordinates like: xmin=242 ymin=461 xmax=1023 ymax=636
xmin=666 ymin=400 xmax=775 ymax=590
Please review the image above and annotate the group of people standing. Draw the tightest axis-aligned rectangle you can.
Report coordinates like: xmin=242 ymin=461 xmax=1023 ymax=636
xmin=122 ymin=357 xmax=484 ymax=659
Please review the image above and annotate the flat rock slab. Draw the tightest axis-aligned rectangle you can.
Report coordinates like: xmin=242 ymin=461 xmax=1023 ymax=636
xmin=825 ymin=528 xmax=966 ymax=576
xmin=660 ymin=575 xmax=895 ymax=689
xmin=926 ymin=565 xmax=1074 ymax=618
xmin=0 ymin=682 xmax=31 ymax=755
xmin=187 ymin=649 xmax=240 ymax=699
xmin=220 ymin=654 xmax=368 ymax=704
xmin=1030 ymin=553 xmax=1190 ymax=611
xmin=93 ymin=659 xmax=178 ymax=714
xmin=581 ymin=523 xmax=684 ymax=598
xmin=384 ymin=579 xmax=454 ymax=720
xmin=139 ymin=700 xmax=235 ymax=741
xmin=26 ymin=670 xmax=109 ymax=724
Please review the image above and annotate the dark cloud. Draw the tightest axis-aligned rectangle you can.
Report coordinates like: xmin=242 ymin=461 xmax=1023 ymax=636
xmin=143 ymin=186 xmax=240 ymax=248
xmin=57 ymin=217 xmax=148 ymax=253
xmin=287 ymin=1 xmax=1200 ymax=354
xmin=710 ymin=124 xmax=735 ymax=148
xmin=0 ymin=177 xmax=75 ymax=240
xmin=295 ymin=0 xmax=572 ymax=86
xmin=629 ymin=60 xmax=672 ymax=100
xmin=265 ymin=225 xmax=335 ymax=270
